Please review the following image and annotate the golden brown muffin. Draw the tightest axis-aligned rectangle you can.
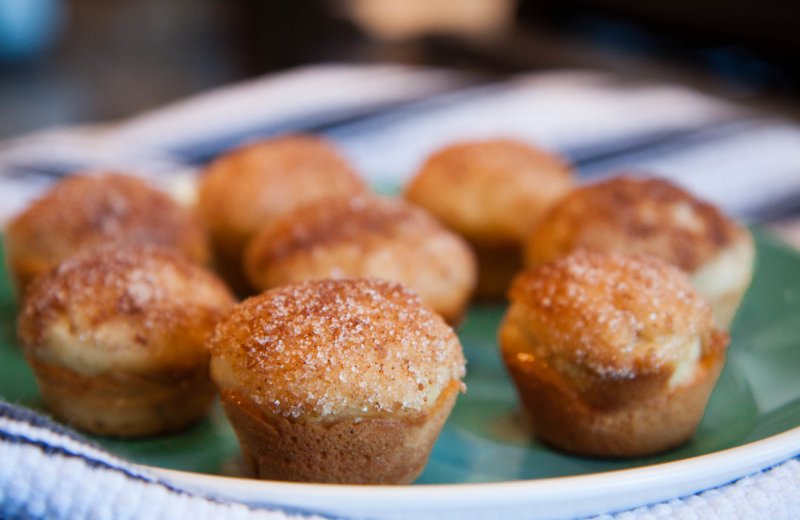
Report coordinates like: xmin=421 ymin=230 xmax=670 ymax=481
xmin=244 ymin=195 xmax=477 ymax=325
xmin=405 ymin=139 xmax=574 ymax=299
xmin=197 ymin=135 xmax=368 ymax=293
xmin=209 ymin=278 xmax=466 ymax=484
xmin=499 ymin=251 xmax=729 ymax=457
xmin=17 ymin=244 xmax=235 ymax=437
xmin=525 ymin=176 xmax=755 ymax=326
xmin=4 ymin=173 xmax=210 ymax=297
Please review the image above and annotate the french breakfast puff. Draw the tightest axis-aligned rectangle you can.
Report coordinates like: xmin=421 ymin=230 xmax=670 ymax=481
xmin=525 ymin=176 xmax=755 ymax=326
xmin=499 ymin=250 xmax=729 ymax=457
xmin=208 ymin=278 xmax=466 ymax=484
xmin=244 ymin=195 xmax=477 ymax=325
xmin=4 ymin=173 xmax=210 ymax=297
xmin=17 ymin=244 xmax=235 ymax=437
xmin=405 ymin=139 xmax=574 ymax=299
xmin=197 ymin=135 xmax=368 ymax=293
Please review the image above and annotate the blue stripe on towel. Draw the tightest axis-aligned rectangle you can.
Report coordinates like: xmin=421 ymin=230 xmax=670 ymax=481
xmin=0 ymin=400 xmax=338 ymax=520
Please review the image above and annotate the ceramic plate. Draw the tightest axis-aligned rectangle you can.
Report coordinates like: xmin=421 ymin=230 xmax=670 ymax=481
xmin=2 ymin=231 xmax=800 ymax=519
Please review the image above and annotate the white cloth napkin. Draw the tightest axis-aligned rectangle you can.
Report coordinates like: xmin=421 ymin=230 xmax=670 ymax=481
xmin=597 ymin=459 xmax=800 ymax=520
xmin=0 ymin=401 xmax=325 ymax=520
xmin=1 ymin=63 xmax=799 ymax=519
xmin=2 ymin=398 xmax=798 ymax=519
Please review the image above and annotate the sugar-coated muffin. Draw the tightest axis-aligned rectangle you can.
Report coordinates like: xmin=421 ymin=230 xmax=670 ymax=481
xmin=4 ymin=173 xmax=210 ymax=297
xmin=17 ymin=244 xmax=235 ymax=437
xmin=244 ymin=195 xmax=477 ymax=325
xmin=209 ymin=278 xmax=466 ymax=484
xmin=405 ymin=139 xmax=573 ymax=299
xmin=525 ymin=176 xmax=755 ymax=326
xmin=499 ymin=251 xmax=729 ymax=457
xmin=197 ymin=135 xmax=368 ymax=293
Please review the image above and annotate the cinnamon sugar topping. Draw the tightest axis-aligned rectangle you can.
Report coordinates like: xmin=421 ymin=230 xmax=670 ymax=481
xmin=508 ymin=250 xmax=716 ymax=378
xmin=527 ymin=176 xmax=745 ymax=271
xmin=18 ymin=243 xmax=235 ymax=375
xmin=209 ymin=278 xmax=466 ymax=420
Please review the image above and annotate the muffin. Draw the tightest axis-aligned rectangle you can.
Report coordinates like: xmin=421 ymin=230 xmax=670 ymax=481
xmin=197 ymin=135 xmax=368 ymax=293
xmin=499 ymin=251 xmax=729 ymax=457
xmin=4 ymin=173 xmax=210 ymax=297
xmin=525 ymin=176 xmax=755 ymax=326
xmin=209 ymin=278 xmax=466 ymax=484
xmin=17 ymin=244 xmax=235 ymax=436
xmin=405 ymin=139 xmax=573 ymax=299
xmin=244 ymin=195 xmax=477 ymax=325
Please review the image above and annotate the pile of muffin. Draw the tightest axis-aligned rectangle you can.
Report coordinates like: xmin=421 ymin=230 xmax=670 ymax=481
xmin=4 ymin=135 xmax=754 ymax=484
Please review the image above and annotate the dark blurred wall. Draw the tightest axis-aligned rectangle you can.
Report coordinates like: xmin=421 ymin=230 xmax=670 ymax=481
xmin=520 ymin=0 xmax=800 ymax=53
xmin=517 ymin=0 xmax=800 ymax=91
xmin=0 ymin=0 xmax=799 ymax=140
xmin=0 ymin=0 xmax=244 ymax=138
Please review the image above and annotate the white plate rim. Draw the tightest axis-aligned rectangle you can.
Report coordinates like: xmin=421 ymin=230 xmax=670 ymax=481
xmin=148 ymin=423 xmax=800 ymax=519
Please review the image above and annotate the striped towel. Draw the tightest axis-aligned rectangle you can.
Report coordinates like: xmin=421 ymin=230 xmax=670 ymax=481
xmin=0 ymin=401 xmax=325 ymax=520
xmin=1 ymin=398 xmax=798 ymax=519
xmin=1 ymin=63 xmax=799 ymax=519
xmin=2 ymin=66 xmax=799 ymax=228
xmin=1 ymin=65 xmax=799 ymax=226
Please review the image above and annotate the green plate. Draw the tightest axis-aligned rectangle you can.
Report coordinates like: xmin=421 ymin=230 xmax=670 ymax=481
xmin=2 ymin=231 xmax=800 ymax=485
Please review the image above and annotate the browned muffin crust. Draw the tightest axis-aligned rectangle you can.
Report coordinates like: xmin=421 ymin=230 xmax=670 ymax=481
xmin=210 ymin=278 xmax=465 ymax=420
xmin=499 ymin=251 xmax=729 ymax=457
xmin=29 ymin=357 xmax=215 ymax=438
xmin=405 ymin=139 xmax=574 ymax=245
xmin=19 ymin=244 xmax=234 ymax=371
xmin=507 ymin=251 xmax=720 ymax=382
xmin=244 ymin=196 xmax=477 ymax=324
xmin=197 ymin=135 xmax=367 ymax=292
xmin=209 ymin=278 xmax=466 ymax=483
xmin=5 ymin=173 xmax=210 ymax=296
xmin=18 ymin=243 xmax=235 ymax=436
xmin=526 ymin=176 xmax=746 ymax=271
xmin=404 ymin=139 xmax=574 ymax=299
xmin=220 ymin=382 xmax=459 ymax=484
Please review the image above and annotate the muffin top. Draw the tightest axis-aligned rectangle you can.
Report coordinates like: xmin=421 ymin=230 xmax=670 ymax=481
xmin=209 ymin=278 xmax=466 ymax=421
xmin=197 ymin=135 xmax=367 ymax=255
xmin=18 ymin=244 xmax=235 ymax=376
xmin=506 ymin=250 xmax=725 ymax=380
xmin=526 ymin=176 xmax=747 ymax=271
xmin=405 ymin=139 xmax=573 ymax=244
xmin=246 ymin=196 xmax=444 ymax=267
xmin=244 ymin=196 xmax=476 ymax=305
xmin=5 ymin=173 xmax=210 ymax=292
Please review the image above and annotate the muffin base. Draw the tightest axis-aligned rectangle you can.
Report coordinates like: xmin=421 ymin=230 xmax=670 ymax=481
xmin=28 ymin=357 xmax=215 ymax=437
xmin=212 ymin=247 xmax=254 ymax=298
xmin=472 ymin=242 xmax=524 ymax=301
xmin=220 ymin=382 xmax=460 ymax=484
xmin=503 ymin=351 xmax=726 ymax=458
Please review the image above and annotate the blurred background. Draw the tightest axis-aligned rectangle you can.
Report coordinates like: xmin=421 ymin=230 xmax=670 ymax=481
xmin=0 ymin=0 xmax=799 ymax=140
